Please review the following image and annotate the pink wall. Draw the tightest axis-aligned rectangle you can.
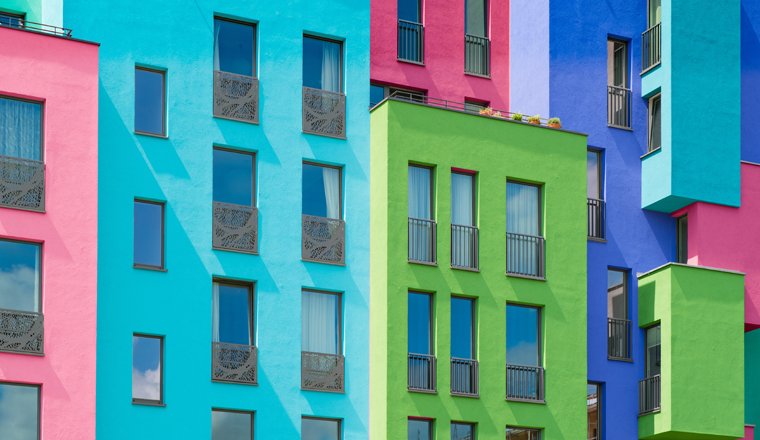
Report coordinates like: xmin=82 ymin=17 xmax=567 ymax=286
xmin=673 ymin=162 xmax=760 ymax=331
xmin=742 ymin=425 xmax=755 ymax=440
xmin=0 ymin=27 xmax=99 ymax=439
xmin=371 ymin=0 xmax=509 ymax=108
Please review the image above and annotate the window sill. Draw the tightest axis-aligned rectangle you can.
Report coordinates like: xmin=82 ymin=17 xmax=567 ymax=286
xmin=464 ymin=72 xmax=491 ymax=79
xmin=135 ymin=130 xmax=169 ymax=139
xmin=132 ymin=400 xmax=166 ymax=407
xmin=608 ymin=356 xmax=633 ymax=363
xmin=506 ymin=273 xmax=546 ymax=282
xmin=133 ymin=264 xmax=167 ymax=272
xmin=212 ymin=379 xmax=258 ymax=386
xmin=213 ymin=247 xmax=259 ymax=256
xmin=588 ymin=237 xmax=607 ymax=243
xmin=397 ymin=58 xmax=425 ymax=66
xmin=641 ymin=147 xmax=661 ymax=160
xmin=408 ymin=388 xmax=437 ymax=394
xmin=451 ymin=265 xmax=480 ymax=273
xmin=301 ymin=388 xmax=346 ymax=394
xmin=213 ymin=115 xmax=260 ymax=125
xmin=506 ymin=398 xmax=546 ymax=405
xmin=0 ymin=349 xmax=44 ymax=357
xmin=451 ymin=392 xmax=480 ymax=398
xmin=608 ymin=124 xmax=633 ymax=131
xmin=301 ymin=259 xmax=346 ymax=267
xmin=409 ymin=260 xmax=438 ymax=267
xmin=0 ymin=204 xmax=45 ymax=214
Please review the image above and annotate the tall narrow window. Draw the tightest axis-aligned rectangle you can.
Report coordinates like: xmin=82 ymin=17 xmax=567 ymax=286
xmin=0 ymin=382 xmax=40 ymax=440
xmin=303 ymin=36 xmax=342 ymax=93
xmin=587 ymin=150 xmax=601 ymax=200
xmin=134 ymin=67 xmax=165 ymax=136
xmin=587 ymin=150 xmax=605 ymax=240
xmin=409 ymin=418 xmax=433 ymax=440
xmin=607 ymin=39 xmax=630 ymax=128
xmin=648 ymin=94 xmax=661 ymax=153
xmin=212 ymin=281 xmax=257 ymax=384
xmin=646 ymin=325 xmax=661 ymax=378
xmin=506 ymin=427 xmax=541 ymax=440
xmin=506 ymin=181 xmax=544 ymax=278
xmin=451 ymin=171 xmax=477 ymax=269
xmin=212 ymin=148 xmax=257 ymax=253
xmin=134 ymin=200 xmax=164 ymax=270
xmin=303 ymin=36 xmax=345 ymax=137
xmin=643 ymin=0 xmax=662 ymax=71
xmin=0 ymin=12 xmax=24 ymax=27
xmin=451 ymin=422 xmax=475 ymax=440
xmin=213 ymin=18 xmax=258 ymax=123
xmin=408 ymin=291 xmax=435 ymax=392
xmin=212 ymin=410 xmax=254 ymax=440
xmin=302 ymin=417 xmax=341 ymax=440
xmin=398 ymin=0 xmax=424 ymax=63
xmin=648 ymin=0 xmax=662 ymax=27
xmin=588 ymin=383 xmax=600 ymax=440
xmin=302 ymin=163 xmax=345 ymax=264
xmin=607 ymin=269 xmax=630 ymax=360
xmin=0 ymin=96 xmax=44 ymax=211
xmin=451 ymin=297 xmax=477 ymax=396
xmin=409 ymin=165 xmax=435 ymax=263
xmin=677 ymin=215 xmax=688 ymax=264
xmin=301 ymin=290 xmax=344 ymax=391
xmin=465 ymin=0 xmax=489 ymax=76
xmin=506 ymin=304 xmax=543 ymax=402
xmin=640 ymin=324 xmax=662 ymax=414
xmin=132 ymin=334 xmax=163 ymax=405
xmin=370 ymin=83 xmax=386 ymax=108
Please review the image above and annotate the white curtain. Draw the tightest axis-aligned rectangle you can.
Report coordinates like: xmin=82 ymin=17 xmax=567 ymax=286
xmin=212 ymin=283 xmax=220 ymax=343
xmin=408 ymin=166 xmax=431 ymax=219
xmin=0 ymin=97 xmax=42 ymax=160
xmin=322 ymin=167 xmax=340 ymax=219
xmin=213 ymin=20 xmax=221 ymax=71
xmin=321 ymin=41 xmax=340 ymax=93
xmin=302 ymin=290 xmax=339 ymax=354
xmin=451 ymin=174 xmax=473 ymax=226
xmin=506 ymin=182 xmax=539 ymax=235
xmin=33 ymin=246 xmax=40 ymax=313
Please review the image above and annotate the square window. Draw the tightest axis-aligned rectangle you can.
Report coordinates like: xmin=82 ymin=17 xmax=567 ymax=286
xmin=212 ymin=409 xmax=253 ymax=440
xmin=135 ymin=67 xmax=166 ymax=136
xmin=408 ymin=418 xmax=432 ymax=440
xmin=213 ymin=18 xmax=256 ymax=77
xmin=303 ymin=36 xmax=342 ymax=93
xmin=302 ymin=162 xmax=342 ymax=220
xmin=451 ymin=422 xmax=475 ymax=440
xmin=134 ymin=200 xmax=165 ymax=270
xmin=213 ymin=148 xmax=255 ymax=207
xmin=213 ymin=281 xmax=254 ymax=346
xmin=132 ymin=334 xmax=163 ymax=405
xmin=302 ymin=417 xmax=340 ymax=440
xmin=0 ymin=95 xmax=42 ymax=161
xmin=0 ymin=382 xmax=40 ymax=440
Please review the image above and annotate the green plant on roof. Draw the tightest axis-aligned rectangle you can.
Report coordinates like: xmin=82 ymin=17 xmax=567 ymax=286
xmin=527 ymin=114 xmax=541 ymax=123
xmin=511 ymin=112 xmax=523 ymax=121
xmin=548 ymin=117 xmax=561 ymax=125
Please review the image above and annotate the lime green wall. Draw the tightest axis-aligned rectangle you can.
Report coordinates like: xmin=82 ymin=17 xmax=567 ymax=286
xmin=638 ymin=264 xmax=745 ymax=440
xmin=0 ymin=0 xmax=41 ymax=23
xmin=370 ymin=100 xmax=588 ymax=439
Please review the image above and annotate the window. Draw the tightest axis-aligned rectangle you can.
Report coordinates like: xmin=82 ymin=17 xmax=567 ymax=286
xmin=302 ymin=290 xmax=341 ymax=355
xmin=647 ymin=94 xmax=661 ymax=153
xmin=370 ymin=83 xmax=426 ymax=107
xmin=0 ymin=11 xmax=24 ymax=27
xmin=646 ymin=325 xmax=661 ymax=378
xmin=607 ymin=269 xmax=630 ymax=360
xmin=370 ymin=84 xmax=385 ymax=108
xmin=506 ymin=181 xmax=543 ymax=278
xmin=0 ymin=382 xmax=40 ymax=440
xmin=452 ymin=422 xmax=475 ymax=440
xmin=302 ymin=162 xmax=342 ymax=220
xmin=465 ymin=0 xmax=487 ymax=38
xmin=464 ymin=0 xmax=489 ymax=75
xmin=409 ymin=165 xmax=435 ymax=263
xmin=213 ymin=18 xmax=255 ymax=77
xmin=132 ymin=334 xmax=163 ymax=405
xmin=408 ymin=291 xmax=435 ymax=391
xmin=134 ymin=200 xmax=164 ymax=269
xmin=587 ymin=150 xmax=605 ymax=239
xmin=213 ymin=281 xmax=254 ymax=346
xmin=452 ymin=171 xmax=477 ymax=269
xmin=451 ymin=297 xmax=474 ymax=360
xmin=607 ymin=39 xmax=630 ymax=128
xmin=464 ymin=100 xmax=487 ymax=113
xmin=398 ymin=0 xmax=423 ymax=62
xmin=302 ymin=417 xmax=340 ymax=440
xmin=0 ymin=239 xmax=41 ymax=313
xmin=677 ymin=215 xmax=688 ymax=264
xmin=587 ymin=150 xmax=601 ymax=200
xmin=506 ymin=304 xmax=543 ymax=402
xmin=588 ymin=383 xmax=600 ymax=440
xmin=303 ymin=36 xmax=342 ymax=93
xmin=408 ymin=418 xmax=432 ymax=440
xmin=399 ymin=0 xmax=421 ymax=23
xmin=214 ymin=148 xmax=255 ymax=207
xmin=0 ymin=96 xmax=42 ymax=161
xmin=506 ymin=427 xmax=541 ymax=440
xmin=134 ymin=67 xmax=165 ymax=136
xmin=212 ymin=410 xmax=253 ymax=440
xmin=648 ymin=0 xmax=661 ymax=27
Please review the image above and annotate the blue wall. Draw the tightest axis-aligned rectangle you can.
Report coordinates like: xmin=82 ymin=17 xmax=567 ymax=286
xmin=742 ymin=0 xmax=760 ymax=164
xmin=63 ymin=1 xmax=370 ymax=438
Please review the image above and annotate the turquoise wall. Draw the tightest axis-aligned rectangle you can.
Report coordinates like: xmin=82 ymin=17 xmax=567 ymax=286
xmin=62 ymin=0 xmax=370 ymax=438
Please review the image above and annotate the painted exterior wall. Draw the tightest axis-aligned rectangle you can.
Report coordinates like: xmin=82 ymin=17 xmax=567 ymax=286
xmin=370 ymin=99 xmax=588 ymax=439
xmin=0 ymin=26 xmax=99 ymax=440
xmin=742 ymin=1 xmax=760 ymax=164
xmin=370 ymin=0 xmax=510 ymax=107
xmin=0 ymin=0 xmax=62 ymax=27
xmin=746 ymin=330 xmax=760 ymax=429
xmin=63 ymin=0 xmax=370 ymax=438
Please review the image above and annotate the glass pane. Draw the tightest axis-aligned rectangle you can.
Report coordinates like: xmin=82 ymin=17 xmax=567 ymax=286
xmin=0 ymin=13 xmax=24 ymax=27
xmin=132 ymin=336 xmax=161 ymax=401
xmin=506 ymin=427 xmax=540 ymax=440
xmin=677 ymin=215 xmax=688 ymax=264
xmin=0 ymin=383 xmax=39 ymax=440
xmin=613 ymin=42 xmax=627 ymax=88
xmin=649 ymin=0 xmax=662 ymax=27
xmin=134 ymin=201 xmax=163 ymax=267
xmin=213 ymin=149 xmax=254 ymax=206
xmin=607 ymin=270 xmax=626 ymax=319
xmin=646 ymin=326 xmax=661 ymax=377
xmin=451 ymin=423 xmax=473 ymax=440
xmin=587 ymin=151 xmax=600 ymax=199
xmin=135 ymin=69 xmax=164 ymax=135
xmin=303 ymin=163 xmax=341 ymax=219
xmin=451 ymin=297 xmax=473 ymax=359
xmin=302 ymin=291 xmax=340 ymax=354
xmin=213 ymin=19 xmax=254 ymax=77
xmin=408 ymin=292 xmax=431 ymax=355
xmin=408 ymin=166 xmax=432 ymax=219
xmin=212 ymin=410 xmax=252 ymax=440
xmin=302 ymin=418 xmax=340 ymax=440
xmin=506 ymin=182 xmax=539 ymax=236
xmin=465 ymin=0 xmax=487 ymax=37
xmin=464 ymin=101 xmax=485 ymax=113
xmin=398 ymin=0 xmax=420 ymax=22
xmin=213 ymin=283 xmax=252 ymax=345
xmin=506 ymin=304 xmax=539 ymax=366
xmin=0 ymin=240 xmax=40 ymax=312
xmin=408 ymin=419 xmax=431 ymax=440
xmin=588 ymin=384 xmax=599 ymax=440
xmin=303 ymin=37 xmax=341 ymax=93
xmin=0 ymin=96 xmax=42 ymax=160
xmin=649 ymin=97 xmax=661 ymax=152
xmin=370 ymin=84 xmax=385 ymax=107
xmin=452 ymin=173 xmax=474 ymax=226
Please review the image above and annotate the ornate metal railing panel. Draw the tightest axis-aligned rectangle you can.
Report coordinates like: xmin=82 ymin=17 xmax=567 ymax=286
xmin=465 ymin=34 xmax=490 ymax=76
xmin=212 ymin=342 xmax=257 ymax=384
xmin=408 ymin=353 xmax=436 ymax=392
xmin=301 ymin=351 xmax=345 ymax=392
xmin=0 ymin=309 xmax=44 ymax=355
xmin=302 ymin=87 xmax=346 ymax=139
xmin=302 ymin=215 xmax=345 ymax=265
xmin=451 ymin=357 xmax=478 ymax=396
xmin=608 ymin=318 xmax=631 ymax=360
xmin=639 ymin=375 xmax=661 ymax=414
xmin=213 ymin=71 xmax=259 ymax=124
xmin=451 ymin=224 xmax=478 ymax=270
xmin=0 ymin=155 xmax=45 ymax=211
xmin=398 ymin=20 xmax=424 ymax=63
xmin=642 ymin=23 xmax=661 ymax=72
xmin=213 ymin=202 xmax=258 ymax=254
xmin=409 ymin=217 xmax=436 ymax=264
xmin=607 ymin=85 xmax=631 ymax=128
xmin=506 ymin=363 xmax=544 ymax=402
xmin=588 ymin=198 xmax=606 ymax=240
xmin=506 ymin=232 xmax=545 ymax=279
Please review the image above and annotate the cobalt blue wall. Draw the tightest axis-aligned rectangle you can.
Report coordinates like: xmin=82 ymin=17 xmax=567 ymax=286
xmin=742 ymin=0 xmax=760 ymax=164
xmin=63 ymin=1 xmax=370 ymax=438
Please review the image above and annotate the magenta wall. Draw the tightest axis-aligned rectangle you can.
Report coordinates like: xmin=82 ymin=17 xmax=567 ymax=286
xmin=0 ymin=27 xmax=99 ymax=439
xmin=370 ymin=0 xmax=510 ymax=107
xmin=743 ymin=425 xmax=755 ymax=440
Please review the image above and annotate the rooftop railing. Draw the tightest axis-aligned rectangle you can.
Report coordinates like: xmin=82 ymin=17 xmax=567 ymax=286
xmin=0 ymin=155 xmax=45 ymax=211
xmin=398 ymin=19 xmax=424 ymax=63
xmin=302 ymin=87 xmax=346 ymax=139
xmin=302 ymin=214 xmax=345 ymax=265
xmin=212 ymin=342 xmax=257 ymax=384
xmin=506 ymin=363 xmax=544 ymax=403
xmin=451 ymin=224 xmax=478 ymax=270
xmin=213 ymin=71 xmax=259 ymax=124
xmin=506 ymin=232 xmax=545 ymax=279
xmin=409 ymin=217 xmax=436 ymax=264
xmin=607 ymin=85 xmax=631 ymax=129
xmin=451 ymin=357 xmax=479 ymax=397
xmin=642 ymin=23 xmax=661 ymax=72
xmin=465 ymin=34 xmax=490 ymax=76
xmin=608 ymin=318 xmax=631 ymax=360
xmin=408 ymin=353 xmax=436 ymax=392
xmin=213 ymin=202 xmax=258 ymax=254
xmin=0 ymin=309 xmax=44 ymax=355
xmin=0 ymin=18 xmax=72 ymax=37
xmin=639 ymin=375 xmax=661 ymax=414
xmin=301 ymin=351 xmax=345 ymax=392
xmin=587 ymin=198 xmax=606 ymax=240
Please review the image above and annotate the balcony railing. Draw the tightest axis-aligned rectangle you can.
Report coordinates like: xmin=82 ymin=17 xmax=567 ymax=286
xmin=608 ymin=318 xmax=631 ymax=360
xmin=607 ymin=85 xmax=631 ymax=129
xmin=0 ymin=18 xmax=72 ymax=37
xmin=451 ymin=357 xmax=479 ymax=397
xmin=302 ymin=87 xmax=346 ymax=139
xmin=408 ymin=353 xmax=436 ymax=392
xmin=0 ymin=309 xmax=44 ymax=355
xmin=212 ymin=342 xmax=257 ymax=384
xmin=506 ymin=232 xmax=545 ymax=279
xmin=506 ymin=364 xmax=544 ymax=402
xmin=301 ymin=351 xmax=345 ymax=392
xmin=302 ymin=214 xmax=345 ymax=265
xmin=213 ymin=202 xmax=258 ymax=254
xmin=451 ymin=224 xmax=478 ymax=270
xmin=587 ymin=198 xmax=606 ymax=240
xmin=0 ymin=155 xmax=45 ymax=211
xmin=639 ymin=375 xmax=661 ymax=414
xmin=465 ymin=34 xmax=490 ymax=76
xmin=409 ymin=217 xmax=436 ymax=264
xmin=642 ymin=23 xmax=661 ymax=72
xmin=398 ymin=20 xmax=424 ymax=63
xmin=213 ymin=71 xmax=259 ymax=124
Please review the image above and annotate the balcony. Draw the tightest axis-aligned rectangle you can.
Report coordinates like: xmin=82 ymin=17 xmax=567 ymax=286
xmin=0 ymin=18 xmax=72 ymax=37
xmin=302 ymin=214 xmax=345 ymax=265
xmin=302 ymin=87 xmax=346 ymax=139
xmin=642 ymin=23 xmax=661 ymax=72
xmin=506 ymin=232 xmax=545 ymax=279
xmin=607 ymin=85 xmax=631 ymax=129
xmin=398 ymin=19 xmax=424 ymax=63
xmin=607 ymin=318 xmax=631 ymax=360
xmin=465 ymin=35 xmax=490 ymax=76
xmin=587 ymin=198 xmax=606 ymax=240
xmin=408 ymin=353 xmax=436 ymax=392
xmin=506 ymin=363 xmax=544 ymax=403
xmin=301 ymin=351 xmax=345 ymax=392
xmin=408 ymin=217 xmax=436 ymax=264
xmin=0 ymin=309 xmax=44 ymax=355
xmin=639 ymin=375 xmax=661 ymax=415
xmin=0 ymin=155 xmax=45 ymax=212
xmin=213 ymin=71 xmax=259 ymax=124
xmin=451 ymin=224 xmax=478 ymax=270
xmin=212 ymin=342 xmax=257 ymax=385
xmin=212 ymin=202 xmax=258 ymax=254
xmin=451 ymin=357 xmax=478 ymax=397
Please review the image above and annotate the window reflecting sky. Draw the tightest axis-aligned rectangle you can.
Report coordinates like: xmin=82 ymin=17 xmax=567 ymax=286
xmin=506 ymin=305 xmax=539 ymax=366
xmin=214 ymin=19 xmax=254 ymax=77
xmin=303 ymin=37 xmax=341 ymax=92
xmin=407 ymin=419 xmax=431 ymax=440
xmin=302 ymin=418 xmax=340 ymax=440
xmin=0 ymin=383 xmax=38 ymax=440
xmin=132 ymin=336 xmax=161 ymax=401
xmin=451 ymin=297 xmax=473 ymax=359
xmin=370 ymin=84 xmax=384 ymax=107
xmin=135 ymin=69 xmax=164 ymax=135
xmin=451 ymin=423 xmax=473 ymax=440
xmin=302 ymin=163 xmax=340 ymax=219
xmin=213 ymin=149 xmax=253 ymax=207
xmin=134 ymin=201 xmax=162 ymax=267
xmin=397 ymin=0 xmax=420 ymax=22
xmin=408 ymin=292 xmax=431 ymax=355
xmin=212 ymin=410 xmax=251 ymax=440
xmin=216 ymin=284 xmax=251 ymax=345
xmin=0 ymin=240 xmax=40 ymax=312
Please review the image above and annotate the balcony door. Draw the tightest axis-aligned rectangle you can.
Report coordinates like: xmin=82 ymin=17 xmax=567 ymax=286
xmin=303 ymin=36 xmax=342 ymax=93
xmin=303 ymin=162 xmax=341 ymax=220
xmin=213 ymin=18 xmax=255 ymax=77
xmin=212 ymin=282 xmax=254 ymax=347
xmin=506 ymin=304 xmax=542 ymax=401
xmin=451 ymin=172 xmax=476 ymax=269
xmin=648 ymin=0 xmax=662 ymax=28
xmin=607 ymin=39 xmax=630 ymax=128
xmin=451 ymin=297 xmax=477 ymax=395
xmin=408 ymin=291 xmax=435 ymax=391
xmin=506 ymin=181 xmax=543 ymax=277
xmin=0 ymin=96 xmax=42 ymax=161
xmin=648 ymin=94 xmax=662 ymax=152
xmin=607 ymin=270 xmax=630 ymax=360
xmin=646 ymin=325 xmax=661 ymax=378
xmin=409 ymin=165 xmax=435 ymax=263
xmin=302 ymin=290 xmax=341 ymax=355
xmin=677 ymin=215 xmax=688 ymax=264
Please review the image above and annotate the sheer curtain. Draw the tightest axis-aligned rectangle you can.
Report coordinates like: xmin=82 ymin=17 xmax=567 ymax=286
xmin=213 ymin=20 xmax=221 ymax=71
xmin=321 ymin=41 xmax=340 ymax=93
xmin=0 ymin=97 xmax=42 ymax=160
xmin=322 ymin=167 xmax=340 ymax=219
xmin=302 ymin=291 xmax=339 ymax=354
xmin=506 ymin=182 xmax=539 ymax=235
xmin=212 ymin=283 xmax=220 ymax=343
xmin=408 ymin=166 xmax=431 ymax=219
xmin=451 ymin=174 xmax=473 ymax=225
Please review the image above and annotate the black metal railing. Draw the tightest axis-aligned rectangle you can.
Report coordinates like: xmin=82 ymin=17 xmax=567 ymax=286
xmin=642 ymin=23 xmax=661 ymax=72
xmin=607 ymin=85 xmax=631 ymax=128
xmin=451 ymin=357 xmax=478 ymax=396
xmin=213 ymin=71 xmax=259 ymax=124
xmin=608 ymin=318 xmax=631 ymax=360
xmin=0 ymin=155 xmax=45 ymax=211
xmin=0 ymin=309 xmax=44 ymax=355
xmin=451 ymin=224 xmax=478 ymax=270
xmin=302 ymin=215 xmax=345 ymax=265
xmin=398 ymin=20 xmax=424 ymax=63
xmin=301 ymin=351 xmax=345 ymax=392
xmin=639 ymin=375 xmax=661 ymax=414
xmin=0 ymin=18 xmax=72 ymax=37
xmin=213 ymin=202 xmax=258 ymax=254
xmin=302 ymin=87 xmax=346 ymax=139
xmin=212 ymin=342 xmax=257 ymax=384
xmin=506 ymin=364 xmax=544 ymax=402
xmin=465 ymin=34 xmax=490 ymax=76
xmin=587 ymin=198 xmax=606 ymax=240
xmin=506 ymin=232 xmax=545 ymax=279
xmin=408 ymin=353 xmax=436 ymax=392
xmin=409 ymin=217 xmax=436 ymax=264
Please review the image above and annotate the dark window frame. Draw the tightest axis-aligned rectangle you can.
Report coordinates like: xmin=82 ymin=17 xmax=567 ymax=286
xmin=303 ymin=161 xmax=343 ymax=220
xmin=302 ymin=416 xmax=342 ymax=440
xmin=505 ymin=302 xmax=542 ymax=367
xmin=464 ymin=0 xmax=489 ymax=38
xmin=132 ymin=333 xmax=165 ymax=406
xmin=506 ymin=426 xmax=541 ymax=440
xmin=450 ymin=295 xmax=476 ymax=360
xmin=398 ymin=0 xmax=423 ymax=23
xmin=371 ymin=82 xmax=426 ymax=106
xmin=303 ymin=34 xmax=344 ymax=93
xmin=133 ymin=199 xmax=166 ymax=271
xmin=644 ymin=323 xmax=662 ymax=378
xmin=302 ymin=288 xmax=343 ymax=354
xmin=647 ymin=93 xmax=661 ymax=153
xmin=676 ymin=214 xmax=688 ymax=264
xmin=607 ymin=268 xmax=628 ymax=320
xmin=213 ymin=146 xmax=257 ymax=207
xmin=408 ymin=417 xmax=434 ymax=440
xmin=607 ymin=38 xmax=629 ymax=89
xmin=587 ymin=149 xmax=603 ymax=200
xmin=451 ymin=170 xmax=477 ymax=226
xmin=506 ymin=180 xmax=543 ymax=237
xmin=647 ymin=0 xmax=661 ymax=28
xmin=409 ymin=164 xmax=435 ymax=221
xmin=0 ymin=94 xmax=45 ymax=162
xmin=213 ymin=278 xmax=256 ymax=346
xmin=134 ymin=66 xmax=167 ymax=137
xmin=211 ymin=408 xmax=255 ymax=439
xmin=0 ymin=11 xmax=25 ymax=27
xmin=587 ymin=382 xmax=602 ymax=440
xmin=0 ymin=237 xmax=42 ymax=313
xmin=212 ymin=16 xmax=257 ymax=78
xmin=409 ymin=290 xmax=435 ymax=355
xmin=451 ymin=421 xmax=476 ymax=440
